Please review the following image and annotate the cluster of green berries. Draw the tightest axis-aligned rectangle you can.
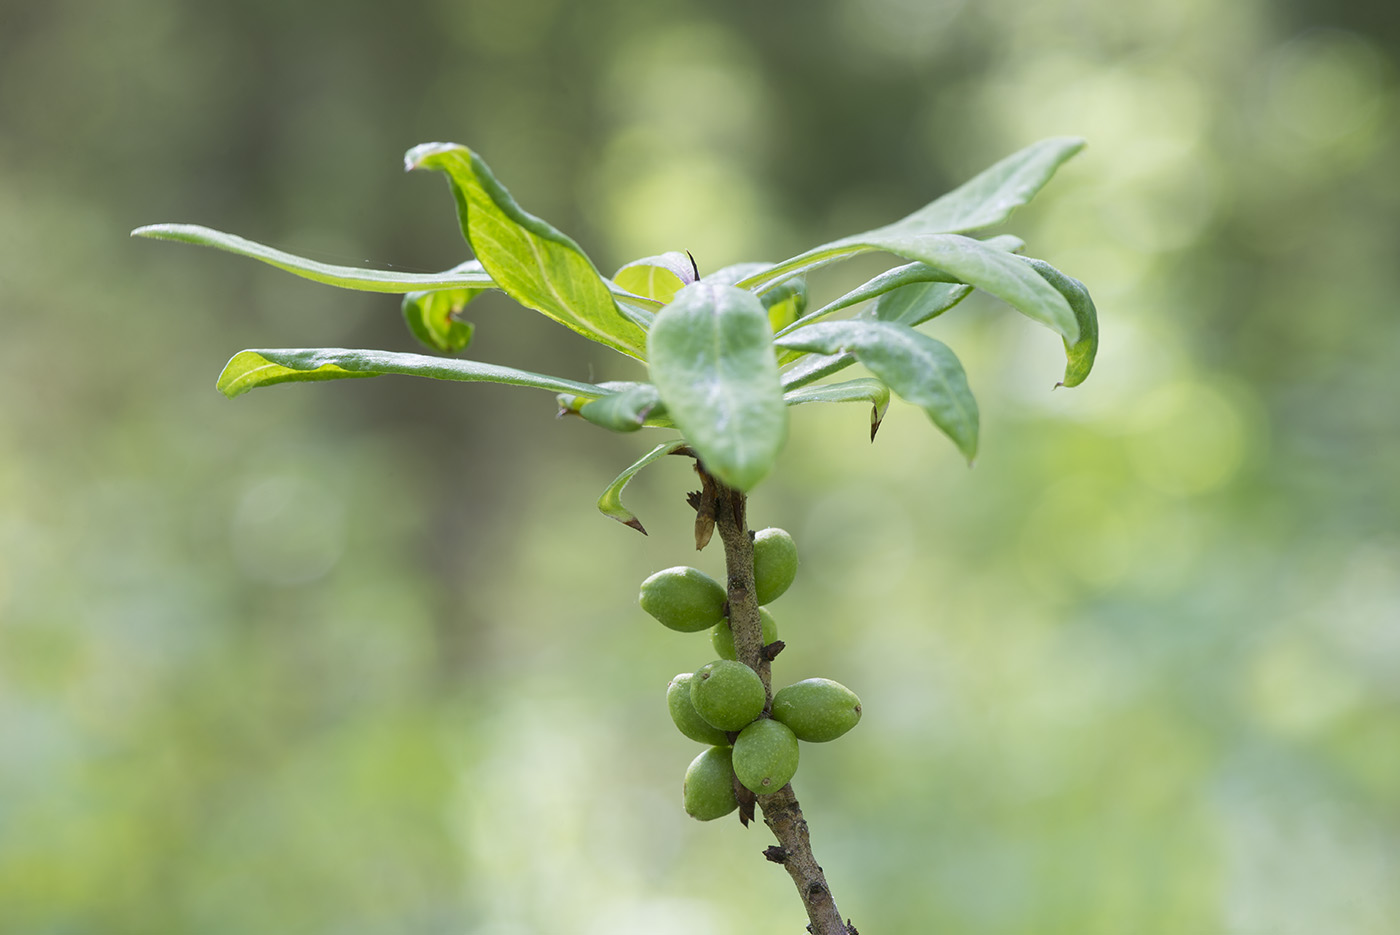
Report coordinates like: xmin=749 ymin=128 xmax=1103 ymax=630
xmin=638 ymin=528 xmax=863 ymax=821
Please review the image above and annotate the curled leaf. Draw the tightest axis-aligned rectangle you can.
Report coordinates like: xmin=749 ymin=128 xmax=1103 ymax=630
xmin=598 ymin=440 xmax=690 ymax=533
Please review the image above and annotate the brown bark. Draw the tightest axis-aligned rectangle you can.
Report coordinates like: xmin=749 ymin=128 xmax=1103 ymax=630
xmin=704 ymin=472 xmax=856 ymax=935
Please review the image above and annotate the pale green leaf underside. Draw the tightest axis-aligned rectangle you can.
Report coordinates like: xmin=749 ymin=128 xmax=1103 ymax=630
xmin=776 ymin=320 xmax=979 ymax=461
xmin=598 ymin=440 xmax=690 ymax=533
xmin=217 ymin=348 xmax=607 ymax=400
xmin=131 ymin=224 xmax=496 ymax=293
xmin=784 ymin=378 xmax=891 ymax=441
xmin=647 ymin=282 xmax=788 ymax=492
xmin=737 ymin=138 xmax=1083 ymax=343
xmin=405 ymin=142 xmax=648 ymax=360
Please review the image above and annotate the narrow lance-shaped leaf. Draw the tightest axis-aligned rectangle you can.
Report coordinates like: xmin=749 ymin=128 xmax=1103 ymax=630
xmin=747 ymin=232 xmax=1078 ymax=346
xmin=780 ymin=350 xmax=858 ymax=392
xmin=597 ymin=440 xmax=690 ymax=534
xmin=784 ymin=378 xmax=891 ymax=441
xmin=776 ymin=320 xmax=979 ymax=462
xmin=613 ymin=251 xmax=696 ymax=304
xmin=733 ymin=138 xmax=1083 ymax=343
xmin=401 ymin=260 xmax=490 ymax=353
xmin=1020 ymin=257 xmax=1099 ymax=388
xmin=871 ymin=137 xmax=1085 ymax=238
xmin=406 ymin=143 xmax=649 ymax=359
xmin=217 ymin=348 xmax=609 ymax=400
xmin=131 ymin=224 xmax=496 ymax=293
xmin=773 ymin=234 xmax=1023 ymax=340
xmin=647 ymin=282 xmax=788 ymax=492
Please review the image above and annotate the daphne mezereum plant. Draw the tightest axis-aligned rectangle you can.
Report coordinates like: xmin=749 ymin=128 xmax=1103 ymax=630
xmin=134 ymin=136 xmax=1097 ymax=934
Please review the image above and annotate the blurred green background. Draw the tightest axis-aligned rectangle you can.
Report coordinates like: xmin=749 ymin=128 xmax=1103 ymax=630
xmin=3 ymin=0 xmax=1398 ymax=932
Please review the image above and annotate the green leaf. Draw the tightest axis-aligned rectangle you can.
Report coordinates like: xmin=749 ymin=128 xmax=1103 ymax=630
xmin=647 ymin=282 xmax=788 ymax=491
xmin=871 ymin=137 xmax=1085 ymax=238
xmin=405 ymin=142 xmax=649 ymax=360
xmin=614 ymin=252 xmax=696 ymax=304
xmin=773 ymin=235 xmax=1023 ymax=341
xmin=747 ymin=232 xmax=1077 ymax=345
xmin=563 ymin=382 xmax=668 ymax=432
xmin=401 ymin=260 xmax=489 ymax=353
xmin=776 ymin=320 xmax=979 ymax=461
xmin=598 ymin=440 xmax=689 ymax=534
xmin=217 ymin=348 xmax=608 ymax=400
xmin=732 ymin=138 xmax=1083 ymax=338
xmin=784 ymin=378 xmax=891 ymax=441
xmin=1021 ymin=257 xmax=1099 ymax=388
xmin=870 ymin=280 xmax=971 ymax=328
xmin=780 ymin=351 xmax=858 ymax=391
xmin=131 ymin=224 xmax=497 ymax=293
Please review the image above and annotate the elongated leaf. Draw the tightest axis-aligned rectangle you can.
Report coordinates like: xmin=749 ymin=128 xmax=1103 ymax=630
xmin=405 ymin=142 xmax=649 ymax=359
xmin=131 ymin=224 xmax=496 ymax=293
xmin=598 ymin=440 xmax=689 ymax=533
xmin=784 ymin=378 xmax=891 ymax=441
xmin=776 ymin=320 xmax=979 ymax=461
xmin=773 ymin=235 xmax=1023 ymax=341
xmin=873 ymin=137 xmax=1085 ymax=237
xmin=870 ymin=280 xmax=971 ymax=328
xmin=780 ymin=351 xmax=858 ymax=391
xmin=402 ymin=260 xmax=489 ymax=353
xmin=734 ymin=138 xmax=1083 ymax=334
xmin=745 ymin=232 xmax=1077 ymax=344
xmin=1021 ymin=257 xmax=1099 ymax=387
xmin=647 ymin=282 xmax=788 ymax=491
xmin=779 ymin=351 xmax=858 ymax=392
xmin=614 ymin=252 xmax=696 ymax=304
xmin=217 ymin=348 xmax=607 ymax=400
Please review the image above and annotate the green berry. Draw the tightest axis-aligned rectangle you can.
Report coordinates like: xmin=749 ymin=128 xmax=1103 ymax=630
xmin=690 ymin=660 xmax=765 ymax=731
xmin=667 ymin=673 xmax=730 ymax=745
xmin=752 ymin=528 xmax=798 ymax=605
xmin=639 ymin=566 xmax=727 ymax=632
xmin=733 ymin=718 xmax=800 ymax=794
xmin=683 ymin=746 xmax=739 ymax=821
xmin=710 ymin=607 xmax=779 ymax=661
xmin=770 ymin=678 xmax=862 ymax=743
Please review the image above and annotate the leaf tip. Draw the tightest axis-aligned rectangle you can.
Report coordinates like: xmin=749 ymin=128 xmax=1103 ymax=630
xmin=623 ymin=517 xmax=648 ymax=535
xmin=403 ymin=141 xmax=465 ymax=172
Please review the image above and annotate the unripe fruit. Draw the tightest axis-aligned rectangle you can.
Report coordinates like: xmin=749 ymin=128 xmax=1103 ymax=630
xmin=690 ymin=660 xmax=765 ymax=731
xmin=752 ymin=528 xmax=798 ymax=605
xmin=710 ymin=607 xmax=779 ymax=661
xmin=683 ymin=746 xmax=739 ymax=821
xmin=770 ymin=678 xmax=862 ymax=743
xmin=733 ymin=718 xmax=800 ymax=794
xmin=639 ymin=566 xmax=727 ymax=632
xmin=667 ymin=673 xmax=730 ymax=746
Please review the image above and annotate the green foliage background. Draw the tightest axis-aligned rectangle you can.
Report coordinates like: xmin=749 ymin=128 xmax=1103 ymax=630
xmin=2 ymin=0 xmax=1398 ymax=932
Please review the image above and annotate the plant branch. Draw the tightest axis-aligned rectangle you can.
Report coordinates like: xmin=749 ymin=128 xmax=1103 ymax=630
xmin=705 ymin=470 xmax=855 ymax=935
